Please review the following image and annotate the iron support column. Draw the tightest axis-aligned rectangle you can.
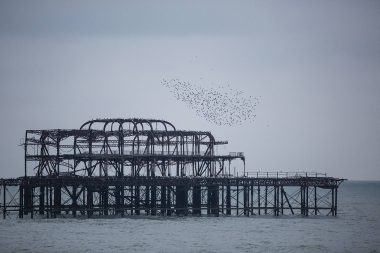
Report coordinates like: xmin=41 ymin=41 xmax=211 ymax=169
xmin=39 ymin=186 xmax=45 ymax=215
xmin=192 ymin=186 xmax=201 ymax=216
xmin=3 ymin=184 xmax=6 ymax=219
xmin=176 ymin=185 xmax=188 ymax=216
xmin=226 ymin=184 xmax=231 ymax=215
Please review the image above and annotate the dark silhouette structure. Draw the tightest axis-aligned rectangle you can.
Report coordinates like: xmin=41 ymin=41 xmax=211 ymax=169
xmin=0 ymin=118 xmax=344 ymax=218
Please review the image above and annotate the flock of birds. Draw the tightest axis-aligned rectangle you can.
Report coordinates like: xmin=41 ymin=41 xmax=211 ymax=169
xmin=161 ymin=79 xmax=259 ymax=126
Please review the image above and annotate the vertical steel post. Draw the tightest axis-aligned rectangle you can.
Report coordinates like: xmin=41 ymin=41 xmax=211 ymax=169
xmin=236 ymin=185 xmax=239 ymax=216
xmin=278 ymin=185 xmax=281 ymax=216
xmin=281 ymin=186 xmax=284 ymax=215
xmin=176 ymin=185 xmax=188 ymax=216
xmin=30 ymin=187 xmax=34 ymax=219
xmin=87 ymin=186 xmax=93 ymax=218
xmin=145 ymin=186 xmax=150 ymax=214
xmin=331 ymin=187 xmax=335 ymax=216
xmin=209 ymin=185 xmax=219 ymax=217
xmin=226 ymin=184 xmax=231 ymax=215
xmin=167 ymin=186 xmax=171 ymax=216
xmin=244 ymin=184 xmax=249 ymax=216
xmin=258 ymin=185 xmax=261 ymax=215
xmin=135 ymin=186 xmax=140 ymax=215
xmin=115 ymin=186 xmax=120 ymax=215
xmin=274 ymin=185 xmax=277 ymax=216
xmin=3 ymin=184 xmax=6 ymax=219
xmin=250 ymin=182 xmax=254 ymax=215
xmin=54 ymin=185 xmax=61 ymax=217
xmin=49 ymin=186 xmax=53 ymax=218
xmin=264 ymin=185 xmax=268 ymax=215
xmin=39 ymin=186 xmax=45 ymax=215
xmin=24 ymin=185 xmax=32 ymax=216
xmin=120 ymin=186 xmax=124 ymax=217
xmin=314 ymin=186 xmax=317 ymax=215
xmin=103 ymin=186 xmax=109 ymax=216
xmin=207 ymin=185 xmax=211 ymax=215
xmin=46 ymin=186 xmax=49 ymax=218
xmin=193 ymin=185 xmax=201 ymax=216
xmin=56 ymin=132 xmax=60 ymax=175
xmin=221 ymin=185 xmax=224 ymax=214
xmin=72 ymin=186 xmax=77 ymax=217
xmin=301 ymin=186 xmax=304 ymax=216
xmin=277 ymin=186 xmax=280 ymax=216
xmin=19 ymin=185 xmax=23 ymax=218
xmin=161 ymin=186 xmax=166 ymax=215
xmin=306 ymin=186 xmax=309 ymax=217
xmin=81 ymin=186 xmax=85 ymax=215
xmin=334 ymin=187 xmax=338 ymax=216
xmin=151 ymin=185 xmax=157 ymax=216
xmin=24 ymin=131 xmax=27 ymax=177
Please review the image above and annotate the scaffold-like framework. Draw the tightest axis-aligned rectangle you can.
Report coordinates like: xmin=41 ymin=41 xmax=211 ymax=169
xmin=0 ymin=118 xmax=344 ymax=218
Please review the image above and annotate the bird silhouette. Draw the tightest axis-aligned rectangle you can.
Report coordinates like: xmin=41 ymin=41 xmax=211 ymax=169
xmin=161 ymin=79 xmax=259 ymax=126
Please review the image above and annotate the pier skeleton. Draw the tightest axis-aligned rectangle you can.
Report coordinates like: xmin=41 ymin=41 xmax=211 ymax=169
xmin=0 ymin=118 xmax=344 ymax=218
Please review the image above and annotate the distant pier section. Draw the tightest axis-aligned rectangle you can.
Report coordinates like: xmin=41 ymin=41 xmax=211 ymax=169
xmin=0 ymin=118 xmax=344 ymax=218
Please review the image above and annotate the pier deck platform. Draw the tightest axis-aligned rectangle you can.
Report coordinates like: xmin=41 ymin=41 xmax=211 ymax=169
xmin=0 ymin=174 xmax=344 ymax=219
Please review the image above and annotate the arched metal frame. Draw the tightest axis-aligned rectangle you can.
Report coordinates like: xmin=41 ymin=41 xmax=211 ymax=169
xmin=25 ymin=118 xmax=245 ymax=178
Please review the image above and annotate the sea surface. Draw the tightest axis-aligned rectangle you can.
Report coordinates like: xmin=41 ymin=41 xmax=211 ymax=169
xmin=0 ymin=181 xmax=379 ymax=253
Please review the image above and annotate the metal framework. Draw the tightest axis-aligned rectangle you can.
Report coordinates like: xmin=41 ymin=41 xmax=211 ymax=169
xmin=0 ymin=118 xmax=344 ymax=218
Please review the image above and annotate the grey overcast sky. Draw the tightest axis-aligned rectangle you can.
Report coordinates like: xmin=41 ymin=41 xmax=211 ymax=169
xmin=0 ymin=0 xmax=379 ymax=180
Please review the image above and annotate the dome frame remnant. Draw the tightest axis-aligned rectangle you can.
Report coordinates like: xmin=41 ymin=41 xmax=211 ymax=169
xmin=24 ymin=118 xmax=245 ymax=178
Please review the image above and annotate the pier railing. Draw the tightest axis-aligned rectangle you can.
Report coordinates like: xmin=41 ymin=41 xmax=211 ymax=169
xmin=245 ymin=172 xmax=327 ymax=178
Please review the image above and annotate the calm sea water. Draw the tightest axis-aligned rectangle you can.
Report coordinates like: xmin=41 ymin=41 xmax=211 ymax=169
xmin=0 ymin=181 xmax=379 ymax=253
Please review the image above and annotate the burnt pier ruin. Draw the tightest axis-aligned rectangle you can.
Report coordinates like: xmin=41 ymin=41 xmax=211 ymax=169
xmin=0 ymin=118 xmax=344 ymax=218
